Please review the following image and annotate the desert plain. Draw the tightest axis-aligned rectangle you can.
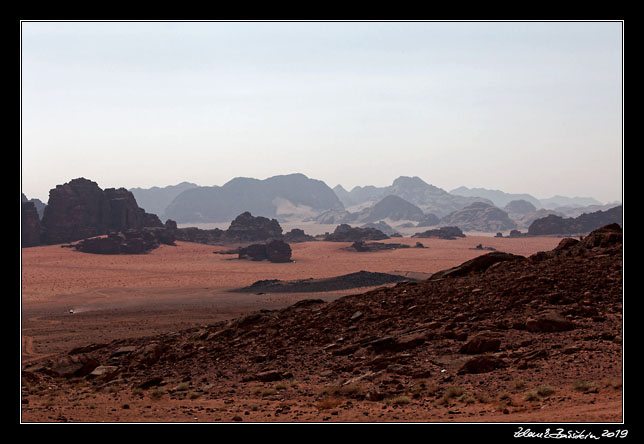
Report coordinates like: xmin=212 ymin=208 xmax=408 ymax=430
xmin=21 ymin=234 xmax=623 ymax=423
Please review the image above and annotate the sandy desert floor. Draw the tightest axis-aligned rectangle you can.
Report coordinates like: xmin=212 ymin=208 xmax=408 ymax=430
xmin=22 ymin=236 xmax=563 ymax=361
xmin=21 ymin=235 xmax=624 ymax=424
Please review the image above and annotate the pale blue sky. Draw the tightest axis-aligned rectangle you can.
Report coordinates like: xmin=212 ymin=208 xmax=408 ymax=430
xmin=21 ymin=21 xmax=622 ymax=203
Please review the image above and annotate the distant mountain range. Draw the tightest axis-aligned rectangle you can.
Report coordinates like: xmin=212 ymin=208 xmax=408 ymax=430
xmin=161 ymin=174 xmax=344 ymax=223
xmin=130 ymin=182 xmax=198 ymax=221
xmin=449 ymin=186 xmax=605 ymax=210
xmin=124 ymin=174 xmax=618 ymax=228
xmin=333 ymin=176 xmax=491 ymax=218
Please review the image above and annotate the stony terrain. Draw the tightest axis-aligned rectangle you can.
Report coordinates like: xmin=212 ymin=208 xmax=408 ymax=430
xmin=21 ymin=225 xmax=622 ymax=423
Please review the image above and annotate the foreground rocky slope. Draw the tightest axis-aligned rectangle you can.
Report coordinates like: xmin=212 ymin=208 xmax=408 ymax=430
xmin=22 ymin=224 xmax=622 ymax=422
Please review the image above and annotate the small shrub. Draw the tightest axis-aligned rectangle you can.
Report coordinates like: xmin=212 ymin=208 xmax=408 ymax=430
xmin=388 ymin=395 xmax=412 ymax=405
xmin=524 ymin=390 xmax=539 ymax=402
xmin=475 ymin=391 xmax=494 ymax=403
xmin=150 ymin=388 xmax=165 ymax=399
xmin=573 ymin=380 xmax=597 ymax=392
xmin=175 ymin=382 xmax=190 ymax=392
xmin=458 ymin=393 xmax=475 ymax=405
xmin=536 ymin=385 xmax=555 ymax=397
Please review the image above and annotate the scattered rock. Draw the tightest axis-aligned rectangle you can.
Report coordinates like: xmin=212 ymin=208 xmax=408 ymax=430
xmin=458 ymin=354 xmax=508 ymax=374
xmin=525 ymin=312 xmax=575 ymax=332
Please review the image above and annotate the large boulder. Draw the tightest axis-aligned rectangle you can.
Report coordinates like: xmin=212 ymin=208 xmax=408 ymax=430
xmin=525 ymin=311 xmax=575 ymax=332
xmin=265 ymin=240 xmax=292 ymax=263
xmin=238 ymin=240 xmax=292 ymax=263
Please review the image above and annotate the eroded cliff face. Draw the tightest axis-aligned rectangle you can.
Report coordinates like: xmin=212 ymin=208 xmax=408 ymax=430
xmin=35 ymin=178 xmax=162 ymax=246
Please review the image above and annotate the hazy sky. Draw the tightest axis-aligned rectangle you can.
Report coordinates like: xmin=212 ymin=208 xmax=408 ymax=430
xmin=21 ymin=21 xmax=622 ymax=203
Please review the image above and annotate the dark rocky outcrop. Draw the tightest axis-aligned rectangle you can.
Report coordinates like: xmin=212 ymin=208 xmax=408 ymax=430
xmin=70 ymin=228 xmax=176 ymax=255
xmin=527 ymin=205 xmax=622 ymax=236
xmin=21 ymin=201 xmax=41 ymax=247
xmin=283 ymin=228 xmax=315 ymax=243
xmin=169 ymin=212 xmax=284 ymax=246
xmin=324 ymin=224 xmax=389 ymax=242
xmin=238 ymin=240 xmax=292 ymax=263
xmin=224 ymin=212 xmax=283 ymax=243
xmin=412 ymin=226 xmax=465 ymax=240
xmin=236 ymin=270 xmax=413 ymax=293
xmin=265 ymin=240 xmax=292 ymax=263
xmin=173 ymin=227 xmax=225 ymax=245
xmin=430 ymin=251 xmax=526 ymax=280
xmin=22 ymin=193 xmax=46 ymax=219
xmin=39 ymin=178 xmax=163 ymax=245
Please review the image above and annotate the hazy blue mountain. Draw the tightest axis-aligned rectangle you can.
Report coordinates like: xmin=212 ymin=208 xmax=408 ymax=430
xmin=130 ymin=182 xmax=199 ymax=221
xmin=165 ymin=173 xmax=344 ymax=223
xmin=539 ymin=195 xmax=604 ymax=209
xmin=334 ymin=176 xmax=490 ymax=218
xmin=450 ymin=186 xmax=543 ymax=209
xmin=362 ymin=195 xmax=425 ymax=222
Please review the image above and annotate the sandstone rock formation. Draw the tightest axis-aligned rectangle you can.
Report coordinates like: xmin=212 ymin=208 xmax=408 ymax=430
xmin=224 ymin=212 xmax=283 ymax=243
xmin=324 ymin=224 xmax=389 ymax=242
xmin=70 ymin=228 xmax=176 ymax=254
xmin=39 ymin=178 xmax=163 ymax=245
xmin=528 ymin=205 xmax=622 ymax=236
xmin=238 ymin=240 xmax=292 ymax=263
xmin=412 ymin=226 xmax=465 ymax=239
xmin=21 ymin=201 xmax=41 ymax=247
xmin=283 ymin=228 xmax=315 ymax=243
